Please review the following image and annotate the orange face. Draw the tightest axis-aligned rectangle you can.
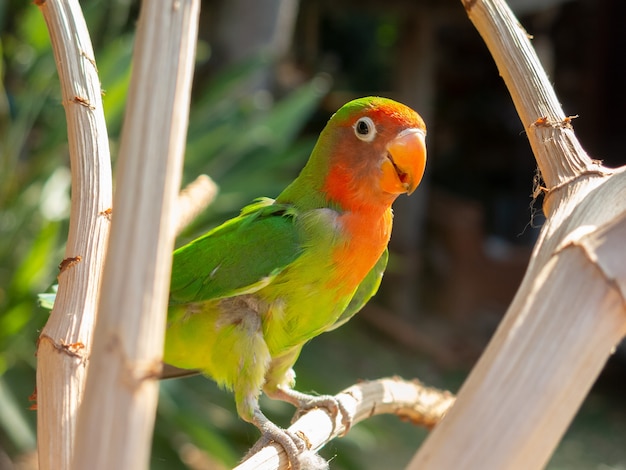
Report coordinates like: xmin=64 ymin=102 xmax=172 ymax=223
xmin=321 ymin=98 xmax=427 ymax=210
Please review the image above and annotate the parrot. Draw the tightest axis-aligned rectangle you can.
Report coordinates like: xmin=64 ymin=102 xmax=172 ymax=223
xmin=163 ymin=96 xmax=427 ymax=468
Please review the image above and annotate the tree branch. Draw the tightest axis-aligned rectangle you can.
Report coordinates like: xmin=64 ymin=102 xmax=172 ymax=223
xmin=176 ymin=174 xmax=219 ymax=236
xmin=407 ymin=2 xmax=626 ymax=468
xmin=71 ymin=1 xmax=200 ymax=469
xmin=35 ymin=1 xmax=112 ymax=469
xmin=458 ymin=0 xmax=606 ymax=193
xmin=236 ymin=377 xmax=455 ymax=470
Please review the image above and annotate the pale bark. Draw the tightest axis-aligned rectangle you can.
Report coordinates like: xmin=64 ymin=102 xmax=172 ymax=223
xmin=175 ymin=174 xmax=219 ymax=236
xmin=407 ymin=1 xmax=626 ymax=469
xmin=70 ymin=1 xmax=200 ymax=469
xmin=236 ymin=378 xmax=455 ymax=470
xmin=35 ymin=1 xmax=112 ymax=469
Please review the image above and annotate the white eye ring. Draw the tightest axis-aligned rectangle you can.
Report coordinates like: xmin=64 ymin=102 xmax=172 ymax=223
xmin=353 ymin=117 xmax=377 ymax=142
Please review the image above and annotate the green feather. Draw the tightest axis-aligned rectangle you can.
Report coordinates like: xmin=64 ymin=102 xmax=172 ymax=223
xmin=169 ymin=198 xmax=302 ymax=304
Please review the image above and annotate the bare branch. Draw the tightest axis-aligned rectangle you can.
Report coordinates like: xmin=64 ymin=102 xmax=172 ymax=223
xmin=236 ymin=377 xmax=455 ymax=470
xmin=407 ymin=2 xmax=626 ymax=469
xmin=459 ymin=0 xmax=605 ymax=192
xmin=71 ymin=1 xmax=200 ymax=469
xmin=35 ymin=1 xmax=112 ymax=469
xmin=176 ymin=174 xmax=219 ymax=236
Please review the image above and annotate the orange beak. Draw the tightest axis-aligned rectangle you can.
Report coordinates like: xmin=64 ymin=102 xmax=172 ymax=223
xmin=380 ymin=128 xmax=427 ymax=195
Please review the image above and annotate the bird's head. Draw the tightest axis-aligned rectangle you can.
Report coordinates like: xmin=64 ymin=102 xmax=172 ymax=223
xmin=317 ymin=97 xmax=427 ymax=210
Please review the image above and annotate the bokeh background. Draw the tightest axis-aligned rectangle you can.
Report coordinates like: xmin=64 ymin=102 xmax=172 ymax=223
xmin=1 ymin=0 xmax=625 ymax=468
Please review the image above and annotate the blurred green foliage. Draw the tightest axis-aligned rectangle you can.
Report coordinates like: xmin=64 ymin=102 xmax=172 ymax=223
xmin=1 ymin=5 xmax=65 ymax=461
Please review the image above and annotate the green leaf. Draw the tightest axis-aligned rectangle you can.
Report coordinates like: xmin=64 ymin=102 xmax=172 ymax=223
xmin=0 ymin=375 xmax=36 ymax=452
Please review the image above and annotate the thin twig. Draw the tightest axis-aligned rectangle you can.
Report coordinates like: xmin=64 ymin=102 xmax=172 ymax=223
xmin=176 ymin=174 xmax=219 ymax=236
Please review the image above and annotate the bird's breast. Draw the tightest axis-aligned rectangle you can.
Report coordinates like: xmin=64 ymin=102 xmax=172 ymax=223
xmin=327 ymin=207 xmax=393 ymax=297
xmin=258 ymin=206 xmax=392 ymax=353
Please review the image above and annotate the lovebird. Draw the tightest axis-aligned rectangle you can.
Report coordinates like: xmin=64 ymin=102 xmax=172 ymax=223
xmin=164 ymin=96 xmax=427 ymax=467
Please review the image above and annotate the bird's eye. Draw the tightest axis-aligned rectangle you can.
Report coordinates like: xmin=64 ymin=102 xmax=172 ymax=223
xmin=354 ymin=117 xmax=376 ymax=142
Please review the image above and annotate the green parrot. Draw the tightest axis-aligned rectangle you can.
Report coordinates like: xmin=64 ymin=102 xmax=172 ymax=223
xmin=164 ymin=96 xmax=427 ymax=468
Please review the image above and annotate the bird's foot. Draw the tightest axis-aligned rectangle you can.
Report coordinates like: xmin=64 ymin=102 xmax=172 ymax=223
xmin=276 ymin=388 xmax=353 ymax=436
xmin=244 ymin=410 xmax=309 ymax=470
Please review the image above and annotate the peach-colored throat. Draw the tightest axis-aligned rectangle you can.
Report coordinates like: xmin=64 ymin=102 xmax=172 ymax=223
xmin=330 ymin=207 xmax=393 ymax=297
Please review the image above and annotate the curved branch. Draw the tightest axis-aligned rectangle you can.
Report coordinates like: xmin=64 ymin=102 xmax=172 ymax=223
xmin=460 ymin=0 xmax=605 ymax=194
xmin=35 ymin=1 xmax=112 ymax=469
xmin=236 ymin=377 xmax=455 ymax=470
xmin=407 ymin=2 xmax=626 ymax=469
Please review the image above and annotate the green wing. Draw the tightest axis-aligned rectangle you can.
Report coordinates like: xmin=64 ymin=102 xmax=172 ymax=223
xmin=169 ymin=198 xmax=302 ymax=304
xmin=326 ymin=248 xmax=388 ymax=332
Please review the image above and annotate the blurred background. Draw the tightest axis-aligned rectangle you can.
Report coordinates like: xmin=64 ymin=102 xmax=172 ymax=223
xmin=1 ymin=0 xmax=625 ymax=468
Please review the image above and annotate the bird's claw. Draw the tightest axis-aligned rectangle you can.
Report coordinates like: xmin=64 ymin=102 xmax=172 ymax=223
xmin=291 ymin=393 xmax=353 ymax=436
xmin=245 ymin=412 xmax=309 ymax=470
